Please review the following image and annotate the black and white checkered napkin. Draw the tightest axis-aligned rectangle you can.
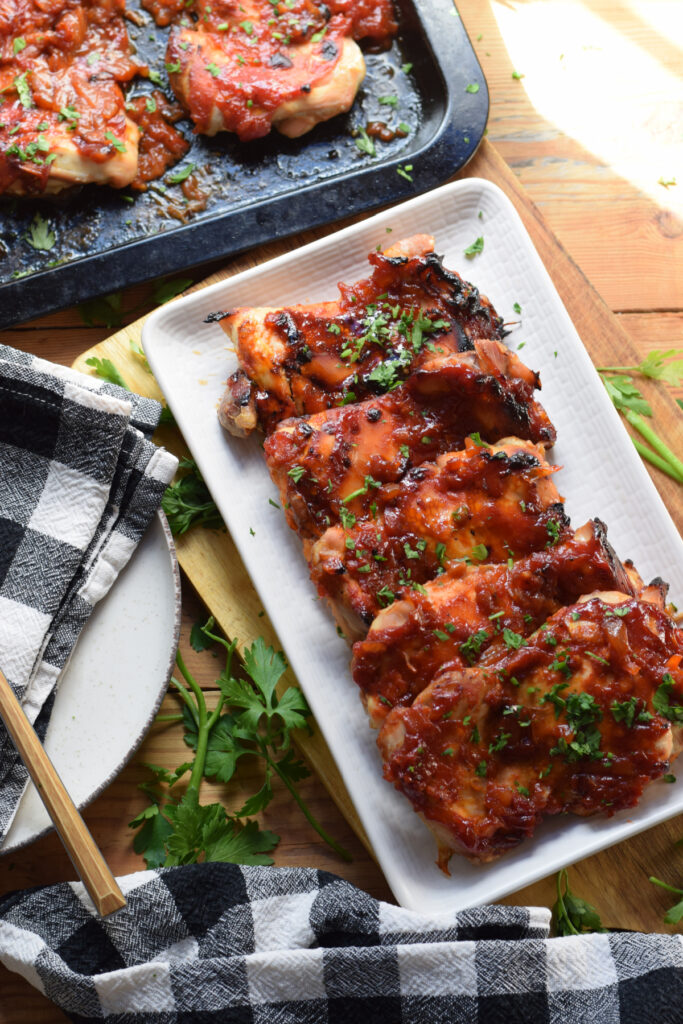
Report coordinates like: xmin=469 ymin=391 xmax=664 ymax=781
xmin=0 ymin=863 xmax=680 ymax=1023
xmin=0 ymin=344 xmax=178 ymax=840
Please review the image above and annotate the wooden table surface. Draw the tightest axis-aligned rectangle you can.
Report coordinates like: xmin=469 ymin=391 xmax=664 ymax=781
xmin=1 ymin=1 xmax=681 ymax=1018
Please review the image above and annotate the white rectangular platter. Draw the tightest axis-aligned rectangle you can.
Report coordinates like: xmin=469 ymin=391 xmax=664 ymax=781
xmin=144 ymin=178 xmax=683 ymax=913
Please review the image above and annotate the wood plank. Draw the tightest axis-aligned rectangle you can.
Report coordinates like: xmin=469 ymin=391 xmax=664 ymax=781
xmin=458 ymin=0 xmax=683 ymax=312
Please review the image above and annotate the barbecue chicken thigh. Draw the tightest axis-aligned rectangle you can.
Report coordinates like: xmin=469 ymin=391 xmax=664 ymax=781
xmin=307 ymin=437 xmax=568 ymax=639
xmin=379 ymin=593 xmax=683 ymax=867
xmin=353 ymin=520 xmax=636 ymax=726
xmin=218 ymin=235 xmax=542 ymax=435
xmin=0 ymin=0 xmax=140 ymax=194
xmin=159 ymin=0 xmax=395 ymax=142
xmin=264 ymin=358 xmax=556 ymax=546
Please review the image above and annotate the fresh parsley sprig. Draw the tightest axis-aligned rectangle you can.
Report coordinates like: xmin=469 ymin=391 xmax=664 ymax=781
xmin=162 ymin=457 xmax=224 ymax=536
xmin=597 ymin=350 xmax=683 ymax=485
xmin=551 ymin=869 xmax=607 ymax=936
xmin=130 ymin=622 xmax=350 ymax=867
xmin=649 ymin=875 xmax=683 ymax=925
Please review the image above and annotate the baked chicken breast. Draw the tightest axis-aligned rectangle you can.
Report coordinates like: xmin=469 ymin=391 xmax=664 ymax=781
xmin=379 ymin=592 xmax=683 ymax=868
xmin=0 ymin=0 xmax=140 ymax=194
xmin=217 ymin=235 xmax=540 ymax=435
xmin=353 ymin=520 xmax=637 ymax=726
xmin=158 ymin=0 xmax=395 ymax=141
xmin=308 ymin=437 xmax=568 ymax=639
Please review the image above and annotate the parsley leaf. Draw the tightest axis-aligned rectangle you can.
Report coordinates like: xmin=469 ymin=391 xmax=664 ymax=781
xmin=463 ymin=236 xmax=484 ymax=258
xmin=162 ymin=457 xmax=224 ymax=536
xmin=355 ymin=128 xmax=375 ymax=156
xmin=131 ymin=629 xmax=349 ymax=868
xmin=154 ymin=277 xmax=193 ymax=304
xmin=649 ymin=875 xmax=683 ymax=925
xmin=25 ymin=213 xmax=55 ymax=251
xmin=168 ymin=162 xmax=196 ymax=184
xmin=14 ymin=71 xmax=32 ymax=108
xmin=552 ymin=869 xmax=606 ymax=935
xmin=85 ymin=356 xmax=129 ymax=390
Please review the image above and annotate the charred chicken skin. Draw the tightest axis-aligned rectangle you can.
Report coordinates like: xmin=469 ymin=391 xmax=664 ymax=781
xmin=308 ymin=437 xmax=569 ymax=639
xmin=379 ymin=593 xmax=683 ymax=867
xmin=157 ymin=0 xmax=395 ymax=142
xmin=353 ymin=520 xmax=637 ymax=726
xmin=218 ymin=235 xmax=544 ymax=436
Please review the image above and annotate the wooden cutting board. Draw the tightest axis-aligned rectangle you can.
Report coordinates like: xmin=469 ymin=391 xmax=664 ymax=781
xmin=72 ymin=139 xmax=682 ymax=851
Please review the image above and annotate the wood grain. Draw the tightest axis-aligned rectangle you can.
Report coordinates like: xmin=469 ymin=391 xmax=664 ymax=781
xmin=0 ymin=1 xmax=681 ymax=1019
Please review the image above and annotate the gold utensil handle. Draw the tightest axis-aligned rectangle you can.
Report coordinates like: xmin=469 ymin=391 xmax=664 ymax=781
xmin=0 ymin=667 xmax=126 ymax=918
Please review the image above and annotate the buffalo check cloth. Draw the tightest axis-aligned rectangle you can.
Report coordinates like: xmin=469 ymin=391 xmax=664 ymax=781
xmin=0 ymin=344 xmax=177 ymax=841
xmin=0 ymin=864 xmax=681 ymax=1024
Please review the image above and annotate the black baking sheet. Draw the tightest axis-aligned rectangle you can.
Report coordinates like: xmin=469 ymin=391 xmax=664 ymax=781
xmin=0 ymin=0 xmax=488 ymax=328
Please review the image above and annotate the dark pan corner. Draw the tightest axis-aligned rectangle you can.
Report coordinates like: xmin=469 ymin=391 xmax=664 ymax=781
xmin=0 ymin=0 xmax=488 ymax=328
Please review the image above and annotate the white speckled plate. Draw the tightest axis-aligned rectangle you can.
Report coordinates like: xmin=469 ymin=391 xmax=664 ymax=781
xmin=0 ymin=511 xmax=180 ymax=854
xmin=142 ymin=179 xmax=683 ymax=913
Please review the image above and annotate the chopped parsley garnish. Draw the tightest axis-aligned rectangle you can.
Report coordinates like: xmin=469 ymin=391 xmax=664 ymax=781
xmin=503 ymin=628 xmax=525 ymax=650
xmin=355 ymin=128 xmax=375 ymax=156
xmin=512 ymin=70 xmax=525 ymax=79
xmin=287 ymin=465 xmax=304 ymax=483
xmin=441 ymin=747 xmax=454 ymax=757
xmin=168 ymin=162 xmax=196 ymax=184
xmin=546 ymin=519 xmax=562 ymax=546
xmin=165 ymin=61 xmax=181 ymax=74
xmin=342 ymin=475 xmax=381 ymax=503
xmin=145 ymin=96 xmax=157 ymax=113
xmin=586 ymin=651 xmax=609 ymax=665
xmin=398 ymin=122 xmax=411 ymax=134
xmin=489 ymin=732 xmax=510 ymax=753
xmin=550 ymin=653 xmax=572 ymax=679
xmin=460 ymin=629 xmax=489 ymax=664
xmin=611 ymin=697 xmax=638 ymax=728
xmin=376 ymin=585 xmax=395 ymax=607
xmin=378 ymin=95 xmax=398 ymax=107
xmin=25 ymin=213 xmax=55 ymax=251
xmin=240 ymin=19 xmax=253 ymax=33
xmin=206 ymin=63 xmax=221 ymax=76
xmin=475 ymin=760 xmax=487 ymax=777
xmin=397 ymin=164 xmax=413 ymax=182
xmin=463 ymin=236 xmax=484 ymax=258
xmin=465 ymin=82 xmax=480 ymax=93
xmin=435 ymin=542 xmax=447 ymax=567
xmin=14 ymin=71 xmax=32 ymax=108
xmin=513 ymin=302 xmax=522 ymax=314
xmin=542 ymin=682 xmax=569 ymax=717
xmin=339 ymin=507 xmax=356 ymax=530
xmin=13 ymin=37 xmax=26 ymax=54
xmin=433 ymin=630 xmax=450 ymax=642
xmin=470 ymin=543 xmax=488 ymax=561
xmin=401 ymin=62 xmax=413 ymax=73
xmin=104 ymin=131 xmax=126 ymax=152
xmin=515 ymin=781 xmax=530 ymax=797
xmin=653 ymin=673 xmax=683 ymax=723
